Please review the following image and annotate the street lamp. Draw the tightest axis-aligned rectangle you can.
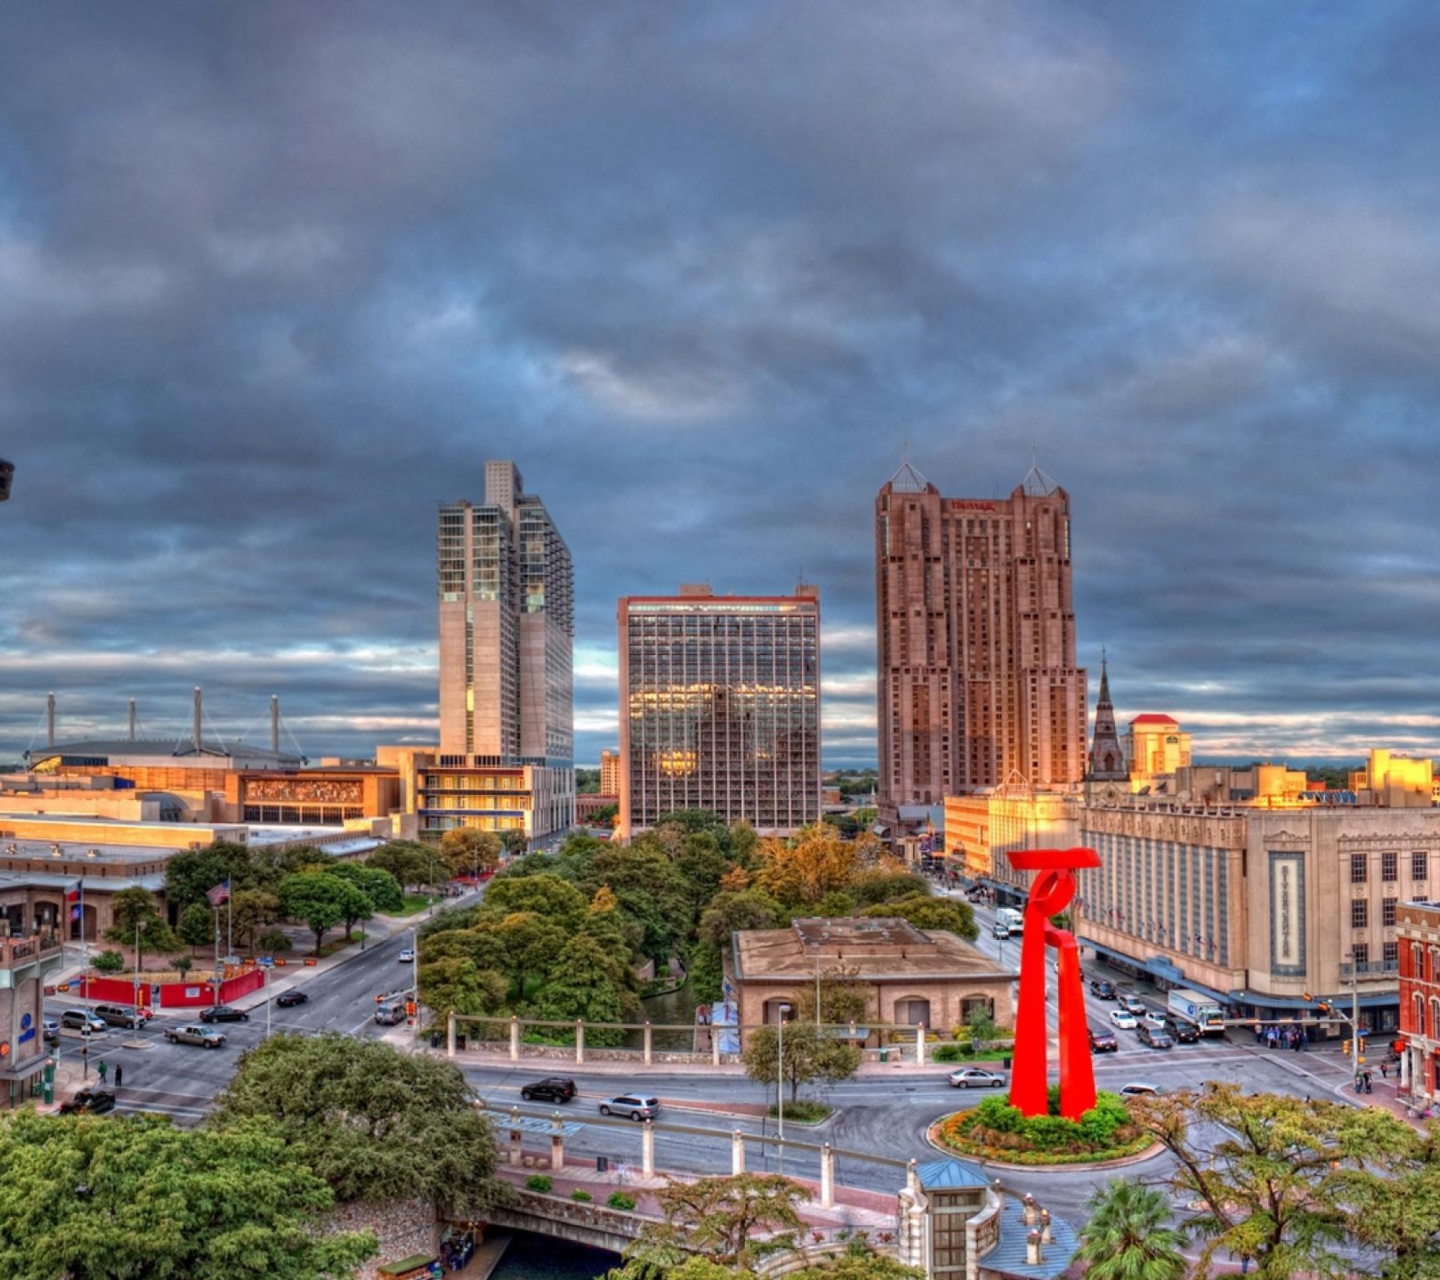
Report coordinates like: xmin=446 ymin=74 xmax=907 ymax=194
xmin=776 ymin=1002 xmax=791 ymax=1164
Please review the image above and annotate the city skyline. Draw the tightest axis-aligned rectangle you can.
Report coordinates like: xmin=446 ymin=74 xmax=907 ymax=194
xmin=3 ymin=5 xmax=1440 ymax=770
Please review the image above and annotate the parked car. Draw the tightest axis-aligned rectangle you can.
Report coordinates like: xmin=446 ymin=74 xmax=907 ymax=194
xmin=59 ymin=1088 xmax=117 ymax=1115
xmin=1119 ymin=1082 xmax=1165 ymax=1097
xmin=521 ymin=1077 xmax=578 ymax=1104
xmin=1136 ymin=1024 xmax=1174 ymax=1050
xmin=274 ymin=990 xmax=309 ymax=1008
xmin=60 ymin=1010 xmax=107 ymax=1034
xmin=94 ymin=1003 xmax=147 ymax=1030
xmin=1109 ymin=1009 xmax=1138 ymax=1030
xmin=1088 ymin=1027 xmax=1119 ymax=1052
xmin=165 ymin=1023 xmax=226 ymax=1048
xmin=598 ymin=1094 xmax=660 ymax=1120
xmin=397 ymin=948 xmax=415 ymax=964
xmin=947 ymin=1068 xmax=1007 ymax=1089
xmin=1089 ymin=978 xmax=1116 ymax=999
xmin=199 ymin=1005 xmax=250 ymax=1023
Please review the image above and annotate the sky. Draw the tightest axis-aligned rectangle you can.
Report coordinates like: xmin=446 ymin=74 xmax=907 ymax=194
xmin=2 ymin=2 xmax=1439 ymax=771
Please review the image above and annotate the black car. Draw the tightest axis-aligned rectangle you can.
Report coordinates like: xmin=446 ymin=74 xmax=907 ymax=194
xmin=1163 ymin=1016 xmax=1201 ymax=1044
xmin=1088 ymin=1027 xmax=1119 ymax=1053
xmin=199 ymin=1005 xmax=250 ymax=1023
xmin=1089 ymin=978 xmax=1116 ymax=1000
xmin=521 ymin=1077 xmax=578 ymax=1104
xmin=274 ymin=990 xmax=309 ymax=1008
xmin=60 ymin=1088 xmax=117 ymax=1115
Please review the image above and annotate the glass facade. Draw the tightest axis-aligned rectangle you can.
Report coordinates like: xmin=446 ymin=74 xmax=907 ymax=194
xmin=623 ymin=597 xmax=820 ymax=833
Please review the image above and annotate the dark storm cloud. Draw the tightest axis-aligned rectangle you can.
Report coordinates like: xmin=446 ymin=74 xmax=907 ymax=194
xmin=2 ymin=1 xmax=1439 ymax=769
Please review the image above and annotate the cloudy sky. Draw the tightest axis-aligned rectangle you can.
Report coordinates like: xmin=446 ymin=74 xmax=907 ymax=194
xmin=2 ymin=2 xmax=1438 ymax=770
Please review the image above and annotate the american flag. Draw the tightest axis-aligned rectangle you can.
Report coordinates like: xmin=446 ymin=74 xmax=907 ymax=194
xmin=206 ymin=881 xmax=231 ymax=907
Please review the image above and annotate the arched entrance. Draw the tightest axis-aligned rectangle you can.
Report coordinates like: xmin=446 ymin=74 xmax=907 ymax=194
xmin=893 ymin=996 xmax=931 ymax=1027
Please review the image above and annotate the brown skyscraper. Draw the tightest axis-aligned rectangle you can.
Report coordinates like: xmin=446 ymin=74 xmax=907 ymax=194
xmin=875 ymin=460 xmax=1087 ymax=822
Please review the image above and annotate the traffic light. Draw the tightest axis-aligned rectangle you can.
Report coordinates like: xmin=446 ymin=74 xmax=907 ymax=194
xmin=1317 ymin=1002 xmax=1331 ymax=1015
xmin=1343 ymin=1039 xmax=1351 ymax=1056
xmin=1303 ymin=992 xmax=1313 ymax=1003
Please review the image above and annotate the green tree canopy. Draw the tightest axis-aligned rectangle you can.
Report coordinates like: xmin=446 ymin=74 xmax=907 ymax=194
xmin=177 ymin=901 xmax=213 ymax=949
xmin=277 ymin=873 xmax=353 ymax=954
xmin=479 ymin=872 xmax=589 ymax=932
xmin=366 ymin=841 xmax=435 ymax=891
xmin=642 ymin=1173 xmax=810 ymax=1269
xmin=858 ymin=894 xmax=977 ymax=940
xmin=742 ymin=1020 xmax=863 ymax=1103
xmin=324 ymin=862 xmax=404 ymax=914
xmin=1070 ymin=1178 xmax=1187 ymax=1280
xmin=529 ymin=934 xmax=637 ymax=1043
xmin=417 ymin=956 xmax=509 ymax=1020
xmin=210 ymin=1032 xmax=506 ymax=1215
xmin=230 ymin=888 xmax=282 ymax=953
xmin=0 ymin=1111 xmax=375 ymax=1280
xmin=437 ymin=828 xmax=503 ymax=878
xmin=103 ymin=886 xmax=180 ymax=957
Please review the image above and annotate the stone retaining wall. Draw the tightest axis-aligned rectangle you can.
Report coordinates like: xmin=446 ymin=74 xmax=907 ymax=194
xmin=320 ymin=1196 xmax=439 ymax=1280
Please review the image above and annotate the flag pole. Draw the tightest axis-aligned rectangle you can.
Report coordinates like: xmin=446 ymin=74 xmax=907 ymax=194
xmin=226 ymin=879 xmax=233 ymax=960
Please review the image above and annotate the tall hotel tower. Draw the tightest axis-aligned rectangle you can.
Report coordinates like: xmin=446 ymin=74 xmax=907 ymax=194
xmin=875 ymin=460 xmax=1087 ymax=824
xmin=617 ymin=583 xmax=821 ymax=841
xmin=431 ymin=461 xmax=574 ymax=843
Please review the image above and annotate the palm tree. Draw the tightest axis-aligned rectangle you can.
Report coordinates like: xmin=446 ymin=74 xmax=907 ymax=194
xmin=1071 ymin=1178 xmax=1188 ymax=1280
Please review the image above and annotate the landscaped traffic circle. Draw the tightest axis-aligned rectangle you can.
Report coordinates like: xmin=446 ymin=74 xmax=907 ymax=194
xmin=932 ymin=1088 xmax=1156 ymax=1165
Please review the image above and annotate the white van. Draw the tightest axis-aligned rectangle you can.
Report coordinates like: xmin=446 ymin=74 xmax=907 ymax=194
xmin=994 ymin=907 xmax=1023 ymax=937
xmin=374 ymin=1002 xmax=406 ymax=1026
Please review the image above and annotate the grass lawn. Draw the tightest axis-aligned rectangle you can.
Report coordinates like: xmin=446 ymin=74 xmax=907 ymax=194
xmin=390 ymin=894 xmax=439 ymax=917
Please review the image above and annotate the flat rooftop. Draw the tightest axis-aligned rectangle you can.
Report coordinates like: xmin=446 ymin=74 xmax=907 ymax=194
xmin=734 ymin=917 xmax=998 ymax=982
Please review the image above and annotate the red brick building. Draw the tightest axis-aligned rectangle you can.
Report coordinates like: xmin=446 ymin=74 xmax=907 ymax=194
xmin=1397 ymin=900 xmax=1440 ymax=1102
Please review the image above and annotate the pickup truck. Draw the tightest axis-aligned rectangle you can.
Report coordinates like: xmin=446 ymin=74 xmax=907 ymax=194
xmin=164 ymin=1023 xmax=227 ymax=1048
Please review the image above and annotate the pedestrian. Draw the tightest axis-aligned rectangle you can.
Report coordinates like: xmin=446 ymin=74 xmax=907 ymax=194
xmin=1292 ymin=1030 xmax=1302 ymax=1052
xmin=96 ymin=1059 xmax=107 ymax=1085
xmin=1381 ymin=1060 xmax=1389 ymax=1080
xmin=1364 ymin=1071 xmax=1374 ymax=1095
xmin=1355 ymin=1073 xmax=1364 ymax=1094
xmin=113 ymin=1064 xmax=123 ymax=1088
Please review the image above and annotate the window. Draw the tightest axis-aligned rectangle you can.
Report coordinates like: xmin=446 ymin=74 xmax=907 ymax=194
xmin=1382 ymin=852 xmax=1398 ymax=881
xmin=1415 ymin=852 xmax=1430 ymax=881
xmin=1352 ymin=943 xmax=1369 ymax=968
xmin=1351 ymin=899 xmax=1369 ymax=929
xmin=1383 ymin=897 xmax=1398 ymax=927
xmin=1350 ymin=854 xmax=1367 ymax=884
xmin=1384 ymin=941 xmax=1398 ymax=971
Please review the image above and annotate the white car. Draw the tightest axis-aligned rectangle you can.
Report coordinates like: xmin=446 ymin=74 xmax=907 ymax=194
xmin=1119 ymin=1082 xmax=1165 ymax=1097
xmin=397 ymin=948 xmax=415 ymax=963
xmin=1109 ymin=1009 xmax=1138 ymax=1030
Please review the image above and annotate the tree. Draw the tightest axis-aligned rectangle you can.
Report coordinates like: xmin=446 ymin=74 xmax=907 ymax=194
xmin=91 ymin=950 xmax=125 ymax=975
xmin=177 ymin=902 xmax=214 ymax=949
xmin=1134 ymin=1083 xmax=1402 ymax=1278
xmin=324 ymin=863 xmax=404 ymax=915
xmin=644 ymin=1173 xmax=810 ymax=1268
xmin=162 ymin=840 xmax=255 ymax=910
xmin=788 ymin=1256 xmax=923 ymax=1280
xmin=0 ymin=1110 xmax=375 ymax=1280
xmin=418 ymin=957 xmax=509 ymax=1020
xmin=256 ymin=927 xmax=292 ymax=955
xmin=171 ymin=954 xmax=193 ymax=977
xmin=437 ymin=828 xmax=502 ymax=879
xmin=211 ymin=1032 xmax=506 ymax=1215
xmin=859 ymin=894 xmax=977 ymax=941
xmin=492 ymin=912 xmax=568 ymax=999
xmin=366 ymin=841 xmax=433 ymax=891
xmin=230 ymin=888 xmax=282 ymax=953
xmin=753 ymin=826 xmax=897 ymax=906
xmin=529 ymin=935 xmax=636 ymax=1044
xmin=103 ymin=886 xmax=179 ymax=958
xmin=742 ymin=1021 xmax=863 ymax=1103
xmin=479 ymin=873 xmax=589 ymax=932
xmin=1070 ymin=1178 xmax=1187 ymax=1280
xmin=277 ymin=873 xmax=351 ymax=954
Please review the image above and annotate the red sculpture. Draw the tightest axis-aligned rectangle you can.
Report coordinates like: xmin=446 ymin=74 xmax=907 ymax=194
xmin=1006 ymin=846 xmax=1102 ymax=1119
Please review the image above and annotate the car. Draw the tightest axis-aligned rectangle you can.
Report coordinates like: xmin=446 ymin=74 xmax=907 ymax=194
xmin=60 ymin=1010 xmax=107 ymax=1034
xmin=1119 ymin=1082 xmax=1165 ymax=1097
xmin=1109 ymin=1009 xmax=1138 ymax=1030
xmin=521 ymin=1077 xmax=578 ymax=1104
xmin=1119 ymin=994 xmax=1149 ymax=1016
xmin=199 ymin=1005 xmax=250 ymax=1023
xmin=274 ymin=990 xmax=309 ymax=1008
xmin=374 ymin=1001 xmax=406 ymax=1025
xmin=1088 ymin=1027 xmax=1119 ymax=1052
xmin=1136 ymin=1024 xmax=1174 ymax=1049
xmin=94 ymin=1003 xmax=147 ymax=1030
xmin=165 ymin=1023 xmax=226 ymax=1048
xmin=59 ymin=1088 xmax=117 ymax=1116
xmin=42 ymin=1016 xmax=60 ymax=1043
xmin=948 ymin=1068 xmax=1007 ymax=1089
xmin=1163 ymin=1016 xmax=1201 ymax=1044
xmin=1089 ymin=978 xmax=1116 ymax=999
xmin=397 ymin=948 xmax=415 ymax=964
xmin=599 ymin=1094 xmax=660 ymax=1120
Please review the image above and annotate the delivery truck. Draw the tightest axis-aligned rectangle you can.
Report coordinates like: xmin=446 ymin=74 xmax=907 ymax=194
xmin=1166 ymin=987 xmax=1226 ymax=1036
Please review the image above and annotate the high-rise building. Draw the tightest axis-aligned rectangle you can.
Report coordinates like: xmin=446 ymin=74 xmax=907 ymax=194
xmin=875 ymin=459 xmax=1087 ymax=823
xmin=617 ymin=583 xmax=821 ymax=840
xmin=431 ymin=461 xmax=574 ymax=845
xmin=599 ymin=748 xmax=621 ymax=796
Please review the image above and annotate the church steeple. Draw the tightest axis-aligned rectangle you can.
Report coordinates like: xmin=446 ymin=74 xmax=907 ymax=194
xmin=1087 ymin=651 xmax=1128 ymax=782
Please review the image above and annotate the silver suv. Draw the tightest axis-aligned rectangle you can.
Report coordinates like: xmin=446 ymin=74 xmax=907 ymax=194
xmin=598 ymin=1094 xmax=660 ymax=1120
xmin=60 ymin=1009 xmax=107 ymax=1034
